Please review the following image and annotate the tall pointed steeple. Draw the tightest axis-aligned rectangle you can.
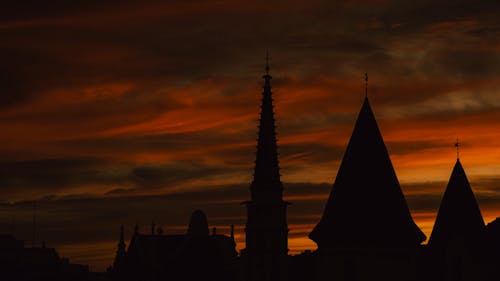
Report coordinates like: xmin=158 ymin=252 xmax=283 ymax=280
xmin=243 ymin=54 xmax=288 ymax=281
xmin=310 ymin=95 xmax=426 ymax=248
xmin=251 ymin=51 xmax=283 ymax=200
xmin=428 ymin=158 xmax=485 ymax=248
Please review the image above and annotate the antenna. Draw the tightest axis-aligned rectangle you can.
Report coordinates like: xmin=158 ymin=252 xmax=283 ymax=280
xmin=454 ymin=137 xmax=461 ymax=159
xmin=365 ymin=72 xmax=368 ymax=98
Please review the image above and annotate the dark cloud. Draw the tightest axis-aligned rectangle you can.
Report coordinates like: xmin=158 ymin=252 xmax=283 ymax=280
xmin=0 ymin=158 xmax=127 ymax=199
xmin=0 ymin=1 xmax=125 ymax=21
xmin=0 ymin=158 xmax=248 ymax=200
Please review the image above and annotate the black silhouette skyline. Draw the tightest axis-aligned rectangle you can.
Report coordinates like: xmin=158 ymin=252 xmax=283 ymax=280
xmin=1 ymin=1 xmax=500 ymax=278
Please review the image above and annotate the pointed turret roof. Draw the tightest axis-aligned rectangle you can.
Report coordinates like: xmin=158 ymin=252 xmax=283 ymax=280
xmin=250 ymin=59 xmax=283 ymax=199
xmin=310 ymin=97 xmax=426 ymax=248
xmin=428 ymin=159 xmax=485 ymax=248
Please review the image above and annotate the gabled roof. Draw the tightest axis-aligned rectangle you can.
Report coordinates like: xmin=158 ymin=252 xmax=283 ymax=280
xmin=310 ymin=97 xmax=426 ymax=248
xmin=428 ymin=159 xmax=485 ymax=248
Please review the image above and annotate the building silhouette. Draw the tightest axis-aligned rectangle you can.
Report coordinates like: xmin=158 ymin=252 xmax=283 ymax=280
xmin=240 ymin=56 xmax=289 ymax=281
xmin=111 ymin=210 xmax=238 ymax=281
xmin=0 ymin=234 xmax=89 ymax=281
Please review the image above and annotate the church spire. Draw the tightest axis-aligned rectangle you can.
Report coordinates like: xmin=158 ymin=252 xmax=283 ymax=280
xmin=250 ymin=51 xmax=283 ymax=198
xmin=243 ymin=55 xmax=289 ymax=281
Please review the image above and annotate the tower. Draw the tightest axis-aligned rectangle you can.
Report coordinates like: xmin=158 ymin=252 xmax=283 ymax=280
xmin=243 ymin=55 xmax=289 ymax=281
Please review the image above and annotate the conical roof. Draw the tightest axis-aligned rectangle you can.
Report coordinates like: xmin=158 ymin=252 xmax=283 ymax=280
xmin=428 ymin=159 xmax=484 ymax=248
xmin=309 ymin=97 xmax=426 ymax=248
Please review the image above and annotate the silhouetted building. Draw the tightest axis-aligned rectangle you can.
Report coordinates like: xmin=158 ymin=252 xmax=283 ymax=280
xmin=0 ymin=234 xmax=89 ymax=281
xmin=310 ymin=96 xmax=426 ymax=281
xmin=111 ymin=210 xmax=238 ymax=281
xmin=241 ymin=59 xmax=289 ymax=281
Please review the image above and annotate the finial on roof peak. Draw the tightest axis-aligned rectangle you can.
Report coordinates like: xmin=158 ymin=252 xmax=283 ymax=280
xmin=365 ymin=72 xmax=368 ymax=98
xmin=455 ymin=137 xmax=461 ymax=160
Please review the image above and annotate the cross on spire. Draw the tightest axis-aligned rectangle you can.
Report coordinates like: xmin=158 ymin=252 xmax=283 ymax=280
xmin=455 ymin=137 xmax=461 ymax=159
xmin=265 ymin=50 xmax=271 ymax=75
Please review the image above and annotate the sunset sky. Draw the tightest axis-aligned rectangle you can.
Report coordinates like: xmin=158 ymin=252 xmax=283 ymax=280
xmin=1 ymin=0 xmax=500 ymax=271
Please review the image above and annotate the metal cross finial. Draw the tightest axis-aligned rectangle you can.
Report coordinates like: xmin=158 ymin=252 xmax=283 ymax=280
xmin=365 ymin=72 xmax=368 ymax=98
xmin=265 ymin=50 xmax=270 ymax=75
xmin=454 ymin=137 xmax=461 ymax=159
